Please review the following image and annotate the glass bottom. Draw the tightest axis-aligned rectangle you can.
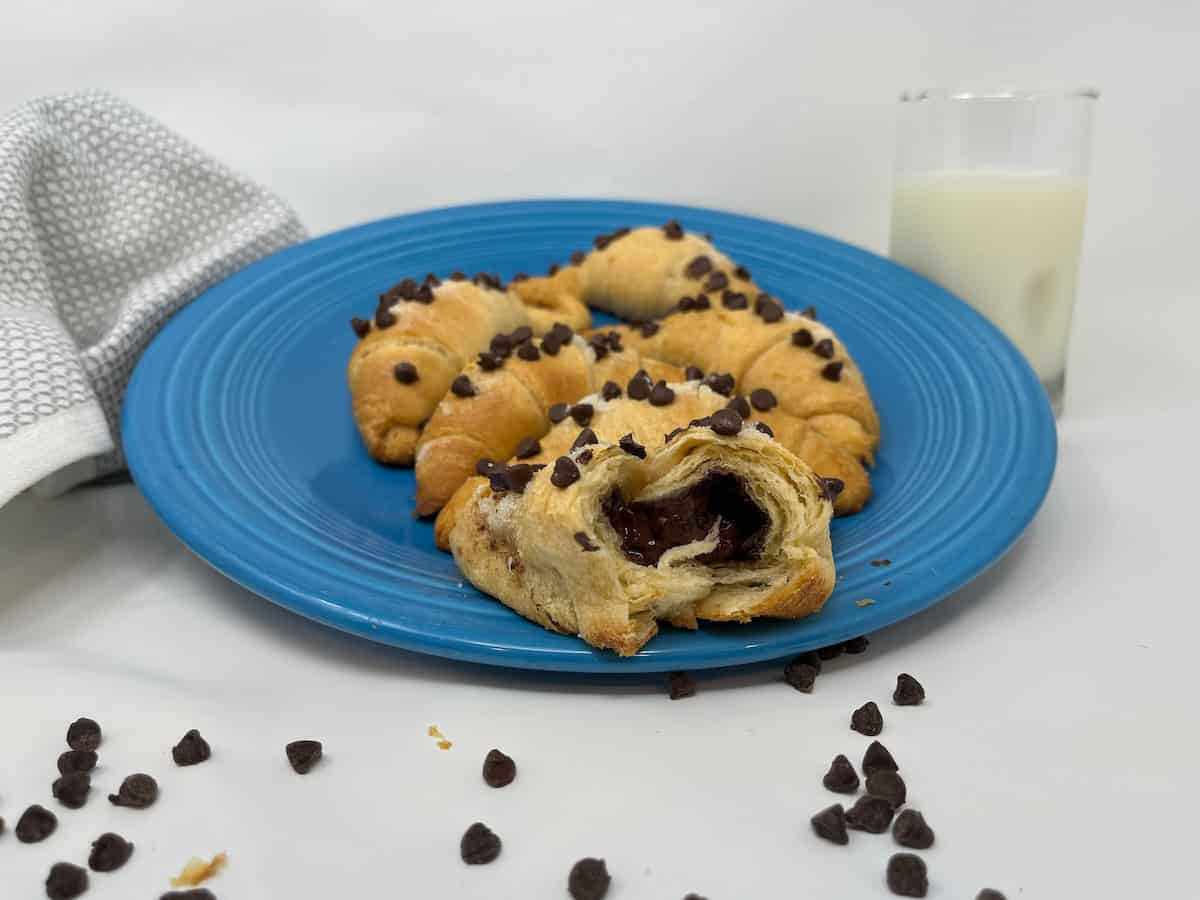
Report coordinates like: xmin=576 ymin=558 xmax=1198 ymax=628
xmin=1042 ymin=371 xmax=1065 ymax=418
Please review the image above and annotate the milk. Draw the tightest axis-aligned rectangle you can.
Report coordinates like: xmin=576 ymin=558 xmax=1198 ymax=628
xmin=889 ymin=171 xmax=1089 ymax=384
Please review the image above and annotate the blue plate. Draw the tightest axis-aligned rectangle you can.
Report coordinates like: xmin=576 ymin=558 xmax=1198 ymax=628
xmin=122 ymin=199 xmax=1055 ymax=672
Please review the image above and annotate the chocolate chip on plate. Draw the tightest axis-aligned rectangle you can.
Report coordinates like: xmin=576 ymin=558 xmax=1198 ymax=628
xmin=570 ymin=403 xmax=594 ymax=426
xmin=862 ymin=741 xmax=899 ymax=776
xmin=618 ymin=434 xmax=646 ymax=459
xmin=784 ymin=657 xmax=819 ymax=693
xmin=52 ymin=772 xmax=90 ymax=809
xmin=851 ymin=701 xmax=884 ymax=736
xmin=845 ymin=795 xmax=895 ymax=833
xmin=551 ymin=457 xmax=580 ymax=488
xmin=172 ymin=729 xmax=211 ymax=766
xmin=844 ymin=635 xmax=870 ymax=654
xmin=894 ymin=674 xmax=926 ymax=706
xmin=575 ymin=531 xmax=599 ymax=552
xmin=822 ymin=754 xmax=860 ymax=794
xmin=109 ymin=773 xmax=158 ymax=808
xmin=287 ymin=740 xmax=323 ymax=774
xmin=160 ymin=892 xmax=217 ymax=900
xmin=975 ymin=891 xmax=1006 ymax=900
xmin=668 ymin=671 xmax=696 ymax=700
xmin=648 ymin=381 xmax=675 ymax=406
xmin=867 ymin=770 xmax=907 ymax=808
xmin=460 ymin=822 xmax=501 ymax=864
xmin=89 ymin=832 xmax=134 ymax=872
xmin=892 ymin=809 xmax=934 ymax=849
xmin=810 ymin=804 xmax=848 ymax=845
xmin=601 ymin=380 xmax=622 ymax=400
xmin=727 ymin=395 xmax=751 ymax=418
xmin=662 ymin=220 xmax=684 ymax=240
xmin=709 ymin=408 xmax=743 ymax=436
xmin=57 ymin=750 xmax=98 ymax=776
xmin=887 ymin=853 xmax=928 ymax=897
xmin=515 ymin=436 xmax=541 ymax=459
xmin=16 ymin=804 xmax=57 ymax=842
xmin=45 ymin=862 xmax=88 ymax=900
xmin=451 ymin=375 xmax=477 ymax=397
xmin=482 ymin=749 xmax=517 ymax=788
xmin=66 ymin=718 xmax=101 ymax=752
xmin=568 ymin=857 xmax=611 ymax=900
xmin=818 ymin=642 xmax=844 ymax=660
xmin=814 ymin=338 xmax=835 ymax=359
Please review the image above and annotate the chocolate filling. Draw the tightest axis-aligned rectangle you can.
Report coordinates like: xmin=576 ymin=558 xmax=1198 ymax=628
xmin=602 ymin=473 xmax=768 ymax=567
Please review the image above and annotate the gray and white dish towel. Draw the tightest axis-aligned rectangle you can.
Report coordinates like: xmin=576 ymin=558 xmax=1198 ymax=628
xmin=0 ymin=90 xmax=306 ymax=508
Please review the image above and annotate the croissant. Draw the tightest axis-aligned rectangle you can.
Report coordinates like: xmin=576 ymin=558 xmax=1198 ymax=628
xmin=346 ymin=273 xmax=590 ymax=464
xmin=449 ymin=403 xmax=837 ymax=656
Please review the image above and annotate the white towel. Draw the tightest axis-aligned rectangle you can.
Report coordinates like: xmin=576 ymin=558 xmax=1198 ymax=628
xmin=0 ymin=90 xmax=306 ymax=507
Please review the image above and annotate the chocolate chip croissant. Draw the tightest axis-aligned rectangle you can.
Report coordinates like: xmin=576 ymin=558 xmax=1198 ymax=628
xmin=448 ymin=404 xmax=837 ymax=656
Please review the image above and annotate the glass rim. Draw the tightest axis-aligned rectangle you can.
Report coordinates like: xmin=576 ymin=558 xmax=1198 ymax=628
xmin=901 ymin=87 xmax=1100 ymax=102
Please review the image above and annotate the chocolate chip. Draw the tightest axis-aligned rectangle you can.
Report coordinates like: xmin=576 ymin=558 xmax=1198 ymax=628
xmin=490 ymin=334 xmax=513 ymax=357
xmin=286 ymin=740 xmax=323 ymax=774
xmin=488 ymin=468 xmax=513 ymax=492
xmin=374 ymin=305 xmax=395 ymax=328
xmin=790 ymin=330 xmax=813 ymax=351
xmin=685 ymin=256 xmax=713 ymax=280
xmin=755 ymin=422 xmax=774 ymax=437
xmin=505 ymin=464 xmax=540 ymax=494
xmin=814 ymin=338 xmax=835 ymax=358
xmin=648 ymin=381 xmax=675 ymax=406
xmin=867 ymin=769 xmax=907 ymax=808
xmin=887 ymin=853 xmax=928 ymax=897
xmin=576 ymin=449 xmax=593 ymax=465
xmin=52 ymin=772 xmax=90 ymax=809
xmin=547 ymin=263 xmax=560 ymax=276
xmin=802 ymin=305 xmax=818 ymax=320
xmin=703 ymin=372 xmax=735 ymax=396
xmin=821 ymin=477 xmax=846 ymax=502
xmin=568 ymin=858 xmax=611 ymax=900
xmin=478 ymin=749 xmax=518 ymax=789
xmin=662 ymin=220 xmax=684 ymax=239
xmin=892 ymin=809 xmax=933 ymax=849
xmin=460 ymin=822 xmax=501 ymax=865
xmin=810 ymin=804 xmax=848 ymax=845
xmin=601 ymin=381 xmax=622 ymax=401
xmin=540 ymin=335 xmax=562 ymax=356
xmin=89 ymin=832 xmax=134 ymax=872
xmin=515 ymin=437 xmax=541 ymax=459
xmin=818 ymin=642 xmax=844 ymax=660
xmin=393 ymin=361 xmax=419 ymax=384
xmin=734 ymin=265 xmax=751 ymax=280
xmin=551 ymin=456 xmax=580 ymax=488
xmin=749 ymin=388 xmax=777 ymax=411
xmin=894 ymin=674 xmax=926 ymax=706
xmin=709 ymin=408 xmax=743 ymax=436
xmin=415 ymin=284 xmax=435 ymax=303
xmin=850 ymin=701 xmax=884 ymax=736
xmin=549 ymin=403 xmax=570 ymax=423
xmin=664 ymin=426 xmax=686 ymax=443
xmin=172 ymin=729 xmax=211 ymax=766
xmin=639 ymin=321 xmax=660 ymax=337
xmin=549 ymin=322 xmax=574 ymax=344
xmin=618 ymin=434 xmax=646 ymax=459
xmin=844 ymin=635 xmax=870 ymax=654
xmin=511 ymin=326 xmax=533 ymax=344
xmin=451 ymin=375 xmax=477 ymax=397
xmin=684 ymin=894 xmax=709 ymax=900
xmin=593 ymin=234 xmax=611 ymax=250
xmin=478 ymin=351 xmax=502 ymax=371
xmin=570 ymin=403 xmax=595 ymax=426
xmin=704 ymin=271 xmax=728 ymax=292
xmin=823 ymin=754 xmax=860 ymax=794
xmin=572 ymin=428 xmax=598 ymax=450
xmin=727 ymin=395 xmax=751 ymax=418
xmin=351 ymin=317 xmax=371 ymax=338
xmin=570 ymin=250 xmax=587 ymax=265
xmin=758 ymin=297 xmax=784 ymax=322
xmin=846 ymin=795 xmax=895 ymax=833
xmin=694 ymin=293 xmax=711 ymax=309
xmin=862 ymin=740 xmax=899 ymax=776
xmin=626 ymin=373 xmax=652 ymax=400
xmin=517 ymin=342 xmax=541 ymax=361
xmin=822 ymin=361 xmax=844 ymax=381
xmin=689 ymin=416 xmax=712 ymax=429
xmin=685 ymin=366 xmax=704 ymax=381
xmin=668 ymin=671 xmax=696 ymax=700
xmin=721 ymin=290 xmax=748 ymax=309
xmin=784 ymin=658 xmax=819 ymax=693
xmin=976 ymin=891 xmax=1006 ymax=900
xmin=449 ymin=270 xmax=468 ymax=281
xmin=66 ymin=717 xmax=101 ymax=751
xmin=675 ymin=296 xmax=695 ymax=312
xmin=160 ymin=891 xmax=217 ymax=899
xmin=16 ymin=804 xmax=56 ymax=842
xmin=588 ymin=337 xmax=610 ymax=360
xmin=396 ymin=278 xmax=419 ymax=299
xmin=509 ymin=272 xmax=528 ymax=283
xmin=477 ymin=458 xmax=502 ymax=478
xmin=45 ymin=862 xmax=88 ymax=900
xmin=57 ymin=750 xmax=97 ymax=775
xmin=109 ymin=773 xmax=158 ymax=808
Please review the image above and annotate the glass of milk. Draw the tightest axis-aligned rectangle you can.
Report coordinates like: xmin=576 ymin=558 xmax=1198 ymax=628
xmin=889 ymin=88 xmax=1098 ymax=415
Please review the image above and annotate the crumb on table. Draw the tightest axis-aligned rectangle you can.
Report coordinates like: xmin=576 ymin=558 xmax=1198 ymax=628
xmin=856 ymin=598 xmax=875 ymax=607
xmin=170 ymin=852 xmax=227 ymax=887
xmin=428 ymin=725 xmax=453 ymax=750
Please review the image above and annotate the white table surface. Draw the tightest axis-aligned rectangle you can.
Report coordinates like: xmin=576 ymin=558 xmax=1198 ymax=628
xmin=3 ymin=1 xmax=1200 ymax=897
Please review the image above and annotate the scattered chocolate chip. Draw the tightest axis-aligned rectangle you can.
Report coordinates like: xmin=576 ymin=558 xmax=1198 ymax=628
xmin=600 ymin=381 xmax=622 ymax=401
xmin=551 ymin=456 xmax=580 ymax=488
xmin=451 ymin=375 xmax=477 ymax=397
xmin=627 ymin=373 xmax=652 ymax=400
xmin=505 ymin=464 xmax=540 ymax=494
xmin=818 ymin=642 xmax=844 ymax=660
xmin=172 ymin=729 xmax=211 ymax=766
xmin=89 ymin=832 xmax=134 ymax=872
xmin=784 ymin=658 xmax=819 ymax=693
xmin=45 ymin=862 xmax=88 ymax=900
xmin=867 ymin=770 xmax=907 ymax=808
xmin=490 ymin=334 xmax=513 ymax=357
xmin=709 ymin=408 xmax=743 ymax=436
xmin=703 ymin=372 xmax=735 ymax=396
xmin=618 ymin=434 xmax=646 ymax=458
xmin=393 ymin=361 xmax=419 ymax=384
xmin=16 ymin=805 xmax=57 ymax=842
xmin=821 ymin=478 xmax=846 ymax=502
xmin=685 ymin=255 xmax=713 ymax=279
xmin=822 ymin=361 xmax=844 ymax=381
xmin=683 ymin=894 xmax=709 ymax=900
xmin=477 ymin=351 xmax=502 ymax=371
xmin=846 ymin=795 xmax=895 ymax=833
xmin=572 ymin=428 xmax=598 ymax=451
xmin=460 ymin=822 xmax=501 ymax=864
xmin=755 ymin=422 xmax=774 ymax=437
xmin=887 ymin=853 xmax=928 ymax=897
xmin=814 ymin=338 xmax=835 ymax=358
xmin=109 ymin=773 xmax=158 ymax=809
xmin=749 ymin=388 xmax=777 ymax=411
xmin=449 ymin=271 xmax=468 ymax=281
xmin=975 ymin=891 xmax=1006 ymax=900
xmin=734 ymin=265 xmax=751 ymax=280
xmin=286 ymin=740 xmax=323 ymax=774
xmin=894 ymin=674 xmax=926 ymax=706
xmin=570 ymin=403 xmax=595 ymax=426
xmin=704 ymin=271 xmax=728 ymax=292
xmin=511 ymin=326 xmax=533 ymax=344
xmin=851 ymin=701 xmax=884 ymax=736
xmin=66 ymin=718 xmax=101 ymax=751
xmin=810 ymin=804 xmax=849 ymax=845
xmin=549 ymin=403 xmax=570 ymax=423
xmin=662 ymin=220 xmax=684 ymax=239
xmin=727 ymin=395 xmax=751 ymax=418
xmin=374 ymin=305 xmax=395 ymax=328
xmin=350 ymin=317 xmax=371 ymax=338
xmin=517 ymin=342 xmax=541 ymax=361
xmin=871 ymin=558 xmax=892 ymax=567
xmin=52 ymin=772 xmax=90 ymax=809
xmin=482 ymin=749 xmax=516 ymax=788
xmin=57 ymin=750 xmax=97 ymax=776
xmin=639 ymin=321 xmax=660 ymax=338
xmin=160 ymin=890 xmax=217 ymax=900
xmin=568 ymin=858 xmax=611 ymax=900
xmin=722 ymin=290 xmax=749 ymax=310
xmin=862 ymin=741 xmax=899 ymax=776
xmin=823 ymin=754 xmax=860 ymax=794
xmin=515 ymin=437 xmax=541 ymax=459
xmin=892 ymin=809 xmax=934 ymax=849
xmin=646 ymin=381 xmax=672 ymax=406
xmin=844 ymin=635 xmax=870 ymax=654
xmin=668 ymin=671 xmax=696 ymax=700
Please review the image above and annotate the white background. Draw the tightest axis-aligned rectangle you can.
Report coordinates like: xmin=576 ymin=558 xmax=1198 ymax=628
xmin=2 ymin=1 xmax=1199 ymax=898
